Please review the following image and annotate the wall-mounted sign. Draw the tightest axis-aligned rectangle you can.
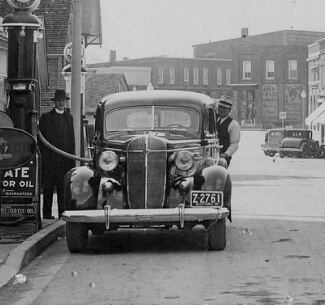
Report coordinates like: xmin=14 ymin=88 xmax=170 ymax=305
xmin=284 ymin=84 xmax=302 ymax=122
xmin=6 ymin=0 xmax=41 ymax=12
xmin=0 ymin=127 xmax=37 ymax=171
xmin=1 ymin=159 xmax=36 ymax=198
xmin=279 ymin=112 xmax=286 ymax=119
xmin=262 ymin=84 xmax=278 ymax=121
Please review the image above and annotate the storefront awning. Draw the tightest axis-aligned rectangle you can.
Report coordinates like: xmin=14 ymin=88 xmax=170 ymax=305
xmin=305 ymin=102 xmax=325 ymax=125
xmin=82 ymin=0 xmax=102 ymax=47
xmin=228 ymin=83 xmax=259 ymax=89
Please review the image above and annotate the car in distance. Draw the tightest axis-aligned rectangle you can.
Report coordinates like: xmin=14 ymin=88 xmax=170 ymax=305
xmin=261 ymin=128 xmax=286 ymax=157
xmin=62 ymin=90 xmax=232 ymax=252
xmin=278 ymin=128 xmax=324 ymax=158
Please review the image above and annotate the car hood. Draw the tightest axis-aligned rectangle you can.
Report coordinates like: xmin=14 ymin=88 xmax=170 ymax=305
xmin=281 ymin=137 xmax=303 ymax=148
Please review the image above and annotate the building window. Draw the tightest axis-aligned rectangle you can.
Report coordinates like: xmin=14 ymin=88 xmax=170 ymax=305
xmin=203 ymin=67 xmax=208 ymax=85
xmin=217 ymin=68 xmax=222 ymax=85
xmin=193 ymin=67 xmax=198 ymax=85
xmin=289 ymin=60 xmax=297 ymax=79
xmin=158 ymin=66 xmax=164 ymax=84
xmin=243 ymin=61 xmax=251 ymax=80
xmin=184 ymin=67 xmax=189 ymax=84
xmin=169 ymin=66 xmax=175 ymax=84
xmin=266 ymin=60 xmax=275 ymax=79
xmin=226 ymin=68 xmax=231 ymax=85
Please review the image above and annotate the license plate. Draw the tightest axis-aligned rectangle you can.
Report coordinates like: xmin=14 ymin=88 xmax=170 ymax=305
xmin=191 ymin=191 xmax=223 ymax=207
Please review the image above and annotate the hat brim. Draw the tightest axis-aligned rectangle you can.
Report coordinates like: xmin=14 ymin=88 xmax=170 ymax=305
xmin=218 ymin=102 xmax=232 ymax=108
xmin=51 ymin=97 xmax=70 ymax=101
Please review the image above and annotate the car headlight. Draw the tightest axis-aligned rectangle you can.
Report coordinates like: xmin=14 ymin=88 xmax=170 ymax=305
xmin=175 ymin=151 xmax=194 ymax=171
xmin=98 ymin=151 xmax=118 ymax=171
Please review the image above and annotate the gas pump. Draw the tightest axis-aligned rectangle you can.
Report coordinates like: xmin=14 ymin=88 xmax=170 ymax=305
xmin=0 ymin=0 xmax=43 ymax=229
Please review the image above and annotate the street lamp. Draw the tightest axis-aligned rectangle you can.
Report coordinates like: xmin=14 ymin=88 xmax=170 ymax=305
xmin=301 ymin=90 xmax=307 ymax=128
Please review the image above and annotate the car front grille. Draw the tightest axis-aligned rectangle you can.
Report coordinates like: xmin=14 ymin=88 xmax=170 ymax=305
xmin=127 ymin=135 xmax=167 ymax=209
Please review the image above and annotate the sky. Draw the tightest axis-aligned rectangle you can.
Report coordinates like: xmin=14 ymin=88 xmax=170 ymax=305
xmin=85 ymin=0 xmax=325 ymax=64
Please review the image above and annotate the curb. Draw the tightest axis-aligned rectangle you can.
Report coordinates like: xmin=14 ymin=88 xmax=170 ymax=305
xmin=0 ymin=220 xmax=66 ymax=289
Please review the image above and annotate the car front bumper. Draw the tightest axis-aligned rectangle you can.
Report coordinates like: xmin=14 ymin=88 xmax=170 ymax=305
xmin=278 ymin=147 xmax=301 ymax=153
xmin=261 ymin=144 xmax=279 ymax=152
xmin=61 ymin=207 xmax=229 ymax=228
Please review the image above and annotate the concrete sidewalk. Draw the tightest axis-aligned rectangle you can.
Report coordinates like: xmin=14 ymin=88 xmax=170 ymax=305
xmin=0 ymin=197 xmax=66 ymax=289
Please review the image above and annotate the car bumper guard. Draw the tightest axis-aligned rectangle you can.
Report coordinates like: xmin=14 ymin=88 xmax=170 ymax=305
xmin=62 ymin=205 xmax=229 ymax=229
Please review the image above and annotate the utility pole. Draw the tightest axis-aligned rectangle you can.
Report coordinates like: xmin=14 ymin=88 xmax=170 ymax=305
xmin=71 ymin=0 xmax=82 ymax=163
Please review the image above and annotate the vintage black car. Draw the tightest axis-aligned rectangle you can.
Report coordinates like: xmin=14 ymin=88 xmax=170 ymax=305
xmin=261 ymin=128 xmax=287 ymax=157
xmin=62 ymin=90 xmax=232 ymax=252
xmin=278 ymin=128 xmax=324 ymax=158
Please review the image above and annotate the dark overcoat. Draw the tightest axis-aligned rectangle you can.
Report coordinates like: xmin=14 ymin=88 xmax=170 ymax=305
xmin=39 ymin=109 xmax=75 ymax=188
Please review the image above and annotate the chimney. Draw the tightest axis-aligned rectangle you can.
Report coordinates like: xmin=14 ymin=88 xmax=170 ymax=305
xmin=110 ymin=50 xmax=116 ymax=63
xmin=241 ymin=28 xmax=248 ymax=38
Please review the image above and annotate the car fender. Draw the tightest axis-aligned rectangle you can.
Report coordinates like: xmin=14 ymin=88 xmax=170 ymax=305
xmin=64 ymin=166 xmax=97 ymax=210
xmin=194 ymin=164 xmax=232 ymax=221
xmin=196 ymin=164 xmax=228 ymax=191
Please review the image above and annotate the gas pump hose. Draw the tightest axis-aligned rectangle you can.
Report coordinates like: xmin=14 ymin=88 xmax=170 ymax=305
xmin=37 ymin=130 xmax=92 ymax=163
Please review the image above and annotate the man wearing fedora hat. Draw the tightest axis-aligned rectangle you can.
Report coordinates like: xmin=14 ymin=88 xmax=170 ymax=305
xmin=39 ymin=89 xmax=75 ymax=219
xmin=216 ymin=95 xmax=240 ymax=167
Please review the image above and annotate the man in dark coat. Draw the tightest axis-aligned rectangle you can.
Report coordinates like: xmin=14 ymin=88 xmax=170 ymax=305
xmin=39 ymin=89 xmax=75 ymax=219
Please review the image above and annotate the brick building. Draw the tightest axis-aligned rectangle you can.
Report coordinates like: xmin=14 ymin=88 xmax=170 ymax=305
xmin=194 ymin=29 xmax=325 ymax=128
xmin=89 ymin=55 xmax=233 ymax=99
xmin=90 ymin=29 xmax=325 ymax=128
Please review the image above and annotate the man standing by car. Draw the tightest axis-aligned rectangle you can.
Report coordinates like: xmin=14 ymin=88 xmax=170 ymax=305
xmin=39 ymin=89 xmax=75 ymax=219
xmin=216 ymin=96 xmax=241 ymax=167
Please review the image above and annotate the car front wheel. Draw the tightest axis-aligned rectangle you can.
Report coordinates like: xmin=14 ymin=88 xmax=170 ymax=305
xmin=66 ymin=222 xmax=88 ymax=253
xmin=208 ymin=219 xmax=226 ymax=251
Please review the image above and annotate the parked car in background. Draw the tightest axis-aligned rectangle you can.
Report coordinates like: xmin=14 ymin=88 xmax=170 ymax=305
xmin=261 ymin=128 xmax=287 ymax=157
xmin=278 ymin=129 xmax=325 ymax=158
xmin=62 ymin=90 xmax=232 ymax=252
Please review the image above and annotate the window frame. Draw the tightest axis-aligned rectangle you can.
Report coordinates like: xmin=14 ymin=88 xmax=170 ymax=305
xmin=266 ymin=60 xmax=275 ymax=80
xmin=193 ymin=67 xmax=199 ymax=85
xmin=288 ymin=60 xmax=298 ymax=80
xmin=217 ymin=68 xmax=222 ymax=85
xmin=243 ymin=61 xmax=251 ymax=80
xmin=169 ymin=66 xmax=175 ymax=84
xmin=226 ymin=68 xmax=231 ymax=85
xmin=203 ymin=67 xmax=208 ymax=85
xmin=158 ymin=66 xmax=164 ymax=84
xmin=184 ymin=67 xmax=189 ymax=84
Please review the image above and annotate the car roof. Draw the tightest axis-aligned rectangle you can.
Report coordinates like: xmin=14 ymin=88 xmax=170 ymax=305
xmin=101 ymin=90 xmax=214 ymax=110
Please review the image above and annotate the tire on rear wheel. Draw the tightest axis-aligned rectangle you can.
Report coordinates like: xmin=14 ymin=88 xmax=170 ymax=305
xmin=66 ymin=222 xmax=88 ymax=253
xmin=299 ymin=143 xmax=307 ymax=158
xmin=208 ymin=218 xmax=226 ymax=251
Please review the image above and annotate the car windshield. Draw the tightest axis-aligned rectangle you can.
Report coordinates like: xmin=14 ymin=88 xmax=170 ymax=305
xmin=105 ymin=106 xmax=199 ymax=132
xmin=270 ymin=131 xmax=284 ymax=136
xmin=286 ymin=130 xmax=309 ymax=138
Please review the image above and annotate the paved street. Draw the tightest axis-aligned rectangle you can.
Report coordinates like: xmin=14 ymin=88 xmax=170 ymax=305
xmin=0 ymin=130 xmax=324 ymax=305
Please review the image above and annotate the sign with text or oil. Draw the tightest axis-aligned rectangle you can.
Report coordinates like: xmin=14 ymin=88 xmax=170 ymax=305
xmin=0 ymin=127 xmax=37 ymax=171
xmin=1 ymin=160 xmax=36 ymax=198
